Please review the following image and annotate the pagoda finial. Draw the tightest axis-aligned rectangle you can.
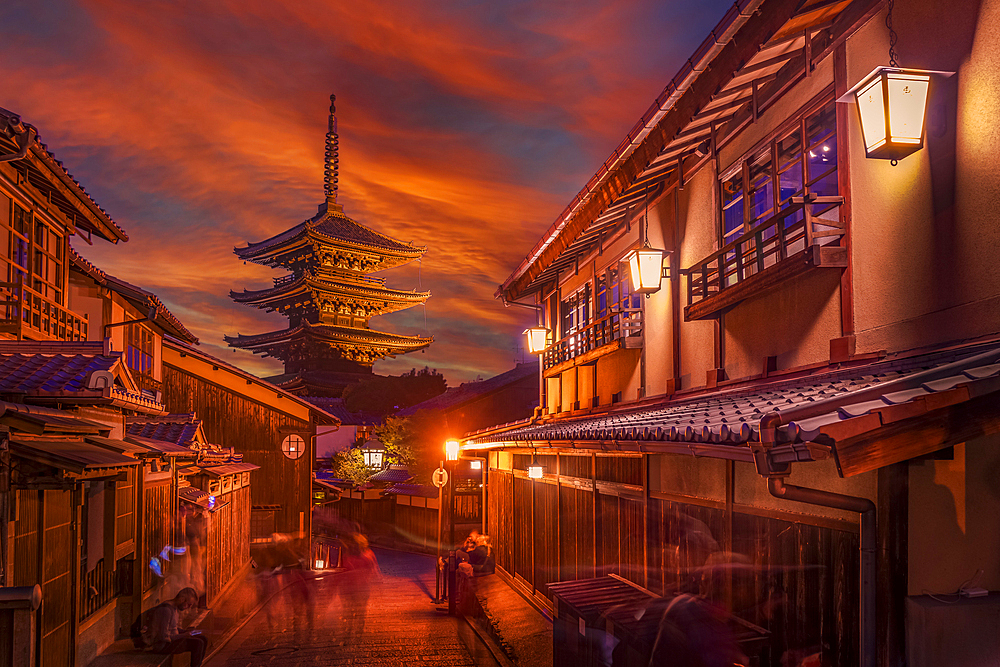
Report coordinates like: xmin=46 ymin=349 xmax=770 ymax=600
xmin=324 ymin=94 xmax=342 ymax=213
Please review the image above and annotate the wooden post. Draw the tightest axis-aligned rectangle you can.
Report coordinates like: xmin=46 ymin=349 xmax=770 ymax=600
xmin=0 ymin=427 xmax=8 ymax=588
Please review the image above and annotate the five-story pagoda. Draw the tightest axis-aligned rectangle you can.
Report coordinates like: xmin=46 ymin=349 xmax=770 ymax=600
xmin=226 ymin=95 xmax=432 ymax=397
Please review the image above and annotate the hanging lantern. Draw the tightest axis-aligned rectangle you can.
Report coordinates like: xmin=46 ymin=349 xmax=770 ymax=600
xmin=524 ymin=327 xmax=551 ymax=354
xmin=360 ymin=438 xmax=385 ymax=468
xmin=445 ymin=439 xmax=460 ymax=461
xmin=847 ymin=66 xmax=935 ymax=162
xmin=527 ymin=465 xmax=543 ymax=479
xmin=625 ymin=245 xmax=666 ymax=296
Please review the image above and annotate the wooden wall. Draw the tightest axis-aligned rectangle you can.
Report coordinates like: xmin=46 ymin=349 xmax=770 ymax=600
xmin=205 ymin=486 xmax=250 ymax=604
xmin=488 ymin=453 xmax=861 ymax=667
xmin=12 ymin=489 xmax=74 ymax=667
xmin=162 ymin=365 xmax=313 ymax=537
xmin=141 ymin=482 xmax=171 ymax=594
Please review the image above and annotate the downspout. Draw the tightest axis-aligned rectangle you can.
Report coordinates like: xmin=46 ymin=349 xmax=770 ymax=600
xmin=0 ymin=116 xmax=37 ymax=164
xmin=755 ymin=411 xmax=875 ymax=667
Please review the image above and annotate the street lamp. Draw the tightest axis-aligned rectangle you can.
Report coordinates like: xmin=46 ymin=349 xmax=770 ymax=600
xmin=360 ymin=438 xmax=385 ymax=469
xmin=445 ymin=439 xmax=460 ymax=461
xmin=523 ymin=327 xmax=551 ymax=354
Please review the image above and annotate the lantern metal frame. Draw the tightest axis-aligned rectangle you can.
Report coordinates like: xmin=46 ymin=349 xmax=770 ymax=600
xmin=624 ymin=244 xmax=672 ymax=298
xmin=523 ymin=326 xmax=552 ymax=354
xmin=360 ymin=438 xmax=386 ymax=469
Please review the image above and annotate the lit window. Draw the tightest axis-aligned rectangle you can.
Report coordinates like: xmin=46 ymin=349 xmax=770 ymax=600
xmin=281 ymin=434 xmax=305 ymax=460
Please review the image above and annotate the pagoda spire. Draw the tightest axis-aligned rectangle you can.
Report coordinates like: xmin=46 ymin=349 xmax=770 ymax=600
xmin=324 ymin=94 xmax=342 ymax=213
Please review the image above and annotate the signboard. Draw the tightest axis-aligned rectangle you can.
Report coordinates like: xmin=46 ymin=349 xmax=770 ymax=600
xmin=432 ymin=467 xmax=449 ymax=488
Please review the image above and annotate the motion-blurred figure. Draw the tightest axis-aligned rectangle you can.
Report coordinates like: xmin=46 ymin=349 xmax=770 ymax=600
xmin=340 ymin=532 xmax=381 ymax=644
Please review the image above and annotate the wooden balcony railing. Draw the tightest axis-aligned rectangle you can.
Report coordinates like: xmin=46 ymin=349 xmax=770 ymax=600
xmin=0 ymin=277 xmax=89 ymax=341
xmin=133 ymin=372 xmax=163 ymax=398
xmin=542 ymin=307 xmax=643 ymax=372
xmin=682 ymin=195 xmax=846 ymax=321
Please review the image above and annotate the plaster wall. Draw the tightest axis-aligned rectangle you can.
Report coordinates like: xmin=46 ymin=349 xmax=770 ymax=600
xmin=908 ymin=436 xmax=1000 ymax=595
xmin=560 ymin=367 xmax=577 ymax=412
xmin=676 ymin=167 xmax=718 ymax=389
xmin=849 ymin=1 xmax=1000 ymax=354
xmin=723 ymin=267 xmax=842 ymax=379
xmin=596 ymin=348 xmax=640 ymax=406
xmin=643 ymin=194 xmax=674 ymax=397
xmin=68 ymin=272 xmax=105 ymax=342
xmin=316 ymin=424 xmax=356 ymax=459
xmin=577 ymin=364 xmax=595 ymax=408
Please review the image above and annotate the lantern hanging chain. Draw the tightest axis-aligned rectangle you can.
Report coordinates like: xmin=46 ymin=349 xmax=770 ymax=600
xmin=886 ymin=0 xmax=898 ymax=68
xmin=642 ymin=183 xmax=650 ymax=247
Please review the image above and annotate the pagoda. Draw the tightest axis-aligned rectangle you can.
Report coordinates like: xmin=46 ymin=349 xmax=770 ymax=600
xmin=226 ymin=95 xmax=432 ymax=397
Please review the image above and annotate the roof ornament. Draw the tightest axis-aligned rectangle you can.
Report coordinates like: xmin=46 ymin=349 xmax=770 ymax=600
xmin=324 ymin=94 xmax=343 ymax=214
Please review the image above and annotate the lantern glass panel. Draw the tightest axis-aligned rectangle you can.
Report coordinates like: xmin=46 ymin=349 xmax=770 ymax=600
xmin=445 ymin=440 xmax=460 ymax=461
xmin=856 ymin=75 xmax=887 ymax=152
xmin=527 ymin=465 xmax=543 ymax=479
xmin=627 ymin=248 xmax=664 ymax=293
xmin=887 ymin=72 xmax=930 ymax=144
xmin=524 ymin=327 xmax=549 ymax=354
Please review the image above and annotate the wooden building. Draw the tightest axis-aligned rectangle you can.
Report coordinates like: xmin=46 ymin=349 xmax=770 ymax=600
xmin=468 ymin=1 xmax=1000 ymax=666
xmin=161 ymin=337 xmax=339 ymax=543
xmin=227 ymin=95 xmax=432 ymax=397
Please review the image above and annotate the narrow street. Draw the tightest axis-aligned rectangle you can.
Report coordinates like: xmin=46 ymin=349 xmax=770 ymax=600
xmin=206 ymin=549 xmax=497 ymax=666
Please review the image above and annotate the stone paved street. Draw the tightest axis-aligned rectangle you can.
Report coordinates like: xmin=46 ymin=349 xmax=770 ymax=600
xmin=206 ymin=549 xmax=490 ymax=666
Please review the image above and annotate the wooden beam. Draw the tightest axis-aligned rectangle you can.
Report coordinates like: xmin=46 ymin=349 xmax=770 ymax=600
xmin=833 ymin=391 xmax=1000 ymax=477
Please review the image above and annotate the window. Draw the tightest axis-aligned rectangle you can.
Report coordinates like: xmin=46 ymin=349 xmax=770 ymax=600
xmin=560 ymin=285 xmax=590 ymax=338
xmin=126 ymin=323 xmax=154 ymax=378
xmin=0 ymin=199 xmax=65 ymax=304
xmin=281 ymin=434 xmax=305 ymax=460
xmin=719 ymin=98 xmax=838 ymax=247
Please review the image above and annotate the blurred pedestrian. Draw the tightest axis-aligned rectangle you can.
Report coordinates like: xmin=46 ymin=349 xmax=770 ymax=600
xmin=139 ymin=587 xmax=208 ymax=667
xmin=340 ymin=532 xmax=381 ymax=644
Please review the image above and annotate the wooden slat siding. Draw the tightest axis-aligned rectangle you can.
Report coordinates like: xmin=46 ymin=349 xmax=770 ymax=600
xmin=205 ymin=487 xmax=250 ymax=604
xmin=142 ymin=483 xmax=171 ymax=593
xmin=559 ymin=454 xmax=591 ymax=479
xmin=533 ymin=482 xmax=557 ymax=596
xmin=12 ymin=490 xmax=40 ymax=587
xmin=620 ymin=498 xmax=644 ymax=586
xmin=594 ymin=455 xmax=642 ymax=485
xmin=40 ymin=489 xmax=73 ymax=667
xmin=596 ymin=493 xmax=619 ymax=578
xmin=162 ymin=366 xmax=312 ymax=537
xmin=513 ymin=477 xmax=532 ymax=584
xmin=115 ymin=468 xmax=135 ymax=554
xmin=392 ymin=503 xmax=437 ymax=553
xmin=487 ymin=470 xmax=514 ymax=575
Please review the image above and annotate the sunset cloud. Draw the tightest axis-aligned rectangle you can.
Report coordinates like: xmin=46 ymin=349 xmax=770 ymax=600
xmin=1 ymin=0 xmax=731 ymax=385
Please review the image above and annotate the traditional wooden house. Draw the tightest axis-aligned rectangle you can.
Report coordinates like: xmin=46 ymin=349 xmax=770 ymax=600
xmin=160 ymin=337 xmax=339 ymax=545
xmin=227 ymin=95 xmax=432 ymax=397
xmin=467 ymin=1 xmax=1000 ymax=665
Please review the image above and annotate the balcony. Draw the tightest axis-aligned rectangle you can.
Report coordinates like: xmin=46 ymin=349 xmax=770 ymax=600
xmin=682 ymin=195 xmax=846 ymax=321
xmin=0 ymin=277 xmax=89 ymax=341
xmin=542 ymin=307 xmax=642 ymax=375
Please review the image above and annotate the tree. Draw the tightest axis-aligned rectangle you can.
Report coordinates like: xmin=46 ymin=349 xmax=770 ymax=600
xmin=330 ymin=447 xmax=373 ymax=487
xmin=342 ymin=367 xmax=447 ymax=417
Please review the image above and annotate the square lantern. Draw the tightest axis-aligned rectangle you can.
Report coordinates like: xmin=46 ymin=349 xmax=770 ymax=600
xmin=445 ymin=439 xmax=460 ymax=461
xmin=524 ymin=327 xmax=551 ymax=354
xmin=850 ymin=67 xmax=931 ymax=161
xmin=527 ymin=465 xmax=543 ymax=479
xmin=625 ymin=246 xmax=666 ymax=296
xmin=361 ymin=438 xmax=385 ymax=468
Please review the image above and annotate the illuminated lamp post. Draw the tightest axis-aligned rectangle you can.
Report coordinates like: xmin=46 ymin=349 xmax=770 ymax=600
xmin=445 ymin=439 xmax=460 ymax=461
xmin=360 ymin=438 xmax=385 ymax=469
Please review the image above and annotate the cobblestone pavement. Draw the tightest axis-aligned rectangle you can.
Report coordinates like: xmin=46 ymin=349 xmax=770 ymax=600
xmin=206 ymin=549 xmax=485 ymax=667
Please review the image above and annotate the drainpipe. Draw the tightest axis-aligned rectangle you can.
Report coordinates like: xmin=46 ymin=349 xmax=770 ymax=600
xmin=755 ymin=411 xmax=876 ymax=667
xmin=0 ymin=116 xmax=37 ymax=164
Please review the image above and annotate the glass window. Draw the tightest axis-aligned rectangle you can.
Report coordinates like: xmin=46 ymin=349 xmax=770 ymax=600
xmin=721 ymin=171 xmax=744 ymax=243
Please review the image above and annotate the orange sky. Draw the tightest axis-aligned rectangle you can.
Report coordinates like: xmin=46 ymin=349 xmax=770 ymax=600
xmin=1 ymin=0 xmax=731 ymax=385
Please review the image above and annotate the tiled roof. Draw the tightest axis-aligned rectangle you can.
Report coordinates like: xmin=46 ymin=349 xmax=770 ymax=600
xmin=399 ymin=363 xmax=536 ymax=416
xmin=0 ymin=352 xmax=118 ymax=394
xmin=468 ymin=342 xmax=1000 ymax=458
xmin=126 ymin=414 xmax=201 ymax=447
xmin=199 ymin=462 xmax=259 ymax=477
xmin=236 ymin=209 xmax=424 ymax=260
xmin=382 ymin=483 xmax=437 ymax=498
xmin=302 ymin=397 xmax=378 ymax=425
xmin=230 ymin=274 xmax=429 ymax=306
xmin=11 ymin=436 xmax=138 ymax=473
xmin=369 ymin=464 xmax=412 ymax=483
xmin=225 ymin=322 xmax=432 ymax=349
xmin=124 ymin=434 xmax=196 ymax=455
xmin=179 ymin=486 xmax=213 ymax=509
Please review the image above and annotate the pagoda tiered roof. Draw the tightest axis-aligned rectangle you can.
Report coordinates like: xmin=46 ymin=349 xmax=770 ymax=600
xmin=224 ymin=321 xmax=432 ymax=366
xmin=230 ymin=270 xmax=430 ymax=319
xmin=235 ymin=206 xmax=425 ymax=273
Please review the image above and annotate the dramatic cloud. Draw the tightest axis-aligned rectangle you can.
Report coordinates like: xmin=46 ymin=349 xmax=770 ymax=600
xmin=1 ymin=0 xmax=731 ymax=385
